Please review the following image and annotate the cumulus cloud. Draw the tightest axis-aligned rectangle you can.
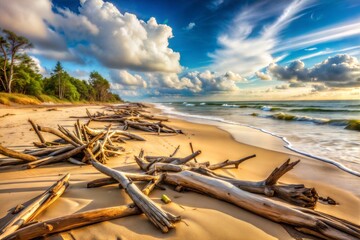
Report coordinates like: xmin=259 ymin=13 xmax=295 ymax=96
xmin=111 ymin=70 xmax=247 ymax=97
xmin=311 ymin=84 xmax=329 ymax=92
xmin=289 ymin=80 xmax=306 ymax=88
xmin=255 ymin=71 xmax=272 ymax=80
xmin=0 ymin=0 xmax=71 ymax=58
xmin=0 ymin=0 xmax=181 ymax=73
xmin=268 ymin=54 xmax=360 ymax=88
xmin=110 ymin=70 xmax=147 ymax=89
xmin=181 ymin=70 xmax=245 ymax=92
xmin=275 ymin=84 xmax=289 ymax=90
xmin=184 ymin=22 xmax=196 ymax=31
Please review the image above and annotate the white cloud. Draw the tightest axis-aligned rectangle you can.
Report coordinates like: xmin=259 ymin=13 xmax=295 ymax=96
xmin=255 ymin=71 xmax=272 ymax=80
xmin=276 ymin=18 xmax=360 ymax=53
xmin=111 ymin=70 xmax=247 ymax=96
xmin=110 ymin=70 xmax=147 ymax=89
xmin=0 ymin=0 xmax=181 ymax=73
xmin=224 ymin=71 xmax=247 ymax=82
xmin=295 ymin=45 xmax=360 ymax=61
xmin=29 ymin=56 xmax=47 ymax=75
xmin=209 ymin=0 xmax=310 ymax=75
xmin=275 ymin=84 xmax=289 ymax=90
xmin=184 ymin=22 xmax=196 ymax=31
xmin=268 ymin=54 xmax=360 ymax=88
xmin=305 ymin=47 xmax=317 ymax=51
xmin=0 ymin=0 xmax=70 ymax=56
xmin=72 ymin=0 xmax=181 ymax=73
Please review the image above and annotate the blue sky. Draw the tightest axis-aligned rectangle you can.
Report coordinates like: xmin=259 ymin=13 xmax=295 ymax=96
xmin=1 ymin=0 xmax=360 ymax=101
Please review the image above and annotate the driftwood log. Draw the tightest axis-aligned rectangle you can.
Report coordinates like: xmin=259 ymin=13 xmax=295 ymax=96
xmin=164 ymin=171 xmax=360 ymax=240
xmin=87 ymin=150 xmax=180 ymax=233
xmin=3 ymin=204 xmax=141 ymax=240
xmin=0 ymin=174 xmax=70 ymax=239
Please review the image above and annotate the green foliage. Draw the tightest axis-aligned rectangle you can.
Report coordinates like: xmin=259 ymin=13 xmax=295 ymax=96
xmin=0 ymin=29 xmax=33 ymax=93
xmin=0 ymin=30 xmax=123 ymax=103
xmin=12 ymin=54 xmax=43 ymax=96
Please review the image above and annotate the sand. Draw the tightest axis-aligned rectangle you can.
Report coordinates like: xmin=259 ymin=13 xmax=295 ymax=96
xmin=0 ymin=104 xmax=359 ymax=240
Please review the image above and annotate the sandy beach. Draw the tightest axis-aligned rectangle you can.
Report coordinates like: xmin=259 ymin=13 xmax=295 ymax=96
xmin=0 ymin=104 xmax=359 ymax=240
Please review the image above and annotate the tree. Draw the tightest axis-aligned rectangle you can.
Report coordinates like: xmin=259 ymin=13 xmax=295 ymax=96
xmin=52 ymin=61 xmax=64 ymax=99
xmin=12 ymin=54 xmax=43 ymax=96
xmin=0 ymin=29 xmax=32 ymax=93
xmin=89 ymin=71 xmax=110 ymax=102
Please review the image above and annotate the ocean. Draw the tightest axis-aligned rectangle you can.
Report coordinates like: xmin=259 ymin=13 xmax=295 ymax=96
xmin=155 ymin=100 xmax=360 ymax=175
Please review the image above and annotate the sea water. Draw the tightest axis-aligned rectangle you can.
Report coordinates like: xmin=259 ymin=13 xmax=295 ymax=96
xmin=156 ymin=100 xmax=360 ymax=175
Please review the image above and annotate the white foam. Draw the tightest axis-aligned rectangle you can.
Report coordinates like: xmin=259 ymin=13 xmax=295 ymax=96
xmin=261 ymin=106 xmax=271 ymax=111
xmin=222 ymin=104 xmax=238 ymax=107
xmin=154 ymin=103 xmax=360 ymax=177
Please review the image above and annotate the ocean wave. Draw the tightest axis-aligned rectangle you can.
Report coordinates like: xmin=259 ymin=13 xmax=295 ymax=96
xmin=261 ymin=106 xmax=282 ymax=111
xmin=155 ymin=103 xmax=360 ymax=177
xmin=257 ymin=112 xmax=360 ymax=130
xmin=290 ymin=108 xmax=360 ymax=113
xmin=222 ymin=104 xmax=238 ymax=107
xmin=185 ymin=103 xmax=195 ymax=107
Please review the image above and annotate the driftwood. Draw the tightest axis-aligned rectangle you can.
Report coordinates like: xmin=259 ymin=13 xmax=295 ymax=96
xmin=28 ymin=119 xmax=46 ymax=144
xmin=144 ymin=150 xmax=201 ymax=165
xmin=193 ymin=160 xmax=318 ymax=208
xmin=0 ymin=174 xmax=70 ymax=239
xmin=38 ymin=126 xmax=80 ymax=147
xmin=164 ymin=171 xmax=360 ymax=240
xmin=83 ymin=104 xmax=182 ymax=134
xmin=208 ymin=154 xmax=256 ymax=170
xmin=87 ymin=173 xmax=158 ymax=188
xmin=26 ymin=145 xmax=87 ymax=169
xmin=84 ymin=126 xmax=145 ymax=141
xmin=3 ymin=204 xmax=141 ymax=240
xmin=88 ymin=151 xmax=180 ymax=233
xmin=0 ymin=145 xmax=37 ymax=162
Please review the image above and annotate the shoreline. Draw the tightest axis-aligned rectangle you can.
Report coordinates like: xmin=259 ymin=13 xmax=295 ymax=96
xmin=0 ymin=104 xmax=359 ymax=239
xmin=154 ymin=102 xmax=360 ymax=177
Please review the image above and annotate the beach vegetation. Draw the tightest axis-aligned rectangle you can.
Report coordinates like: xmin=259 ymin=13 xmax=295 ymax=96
xmin=0 ymin=30 xmax=123 ymax=105
xmin=0 ymin=92 xmax=41 ymax=105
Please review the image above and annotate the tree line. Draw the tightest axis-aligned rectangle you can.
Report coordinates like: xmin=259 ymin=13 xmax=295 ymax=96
xmin=0 ymin=29 xmax=122 ymax=102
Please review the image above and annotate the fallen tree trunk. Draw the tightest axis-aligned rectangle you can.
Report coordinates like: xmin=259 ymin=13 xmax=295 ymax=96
xmin=0 ymin=145 xmax=37 ymax=162
xmin=164 ymin=171 xmax=360 ymax=240
xmin=0 ymin=174 xmax=70 ymax=239
xmin=88 ymin=152 xmax=179 ymax=233
xmin=3 ymin=204 xmax=141 ymax=240
xmin=193 ymin=160 xmax=318 ymax=208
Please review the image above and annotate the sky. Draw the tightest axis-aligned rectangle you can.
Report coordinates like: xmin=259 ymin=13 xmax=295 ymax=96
xmin=0 ymin=0 xmax=360 ymax=101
